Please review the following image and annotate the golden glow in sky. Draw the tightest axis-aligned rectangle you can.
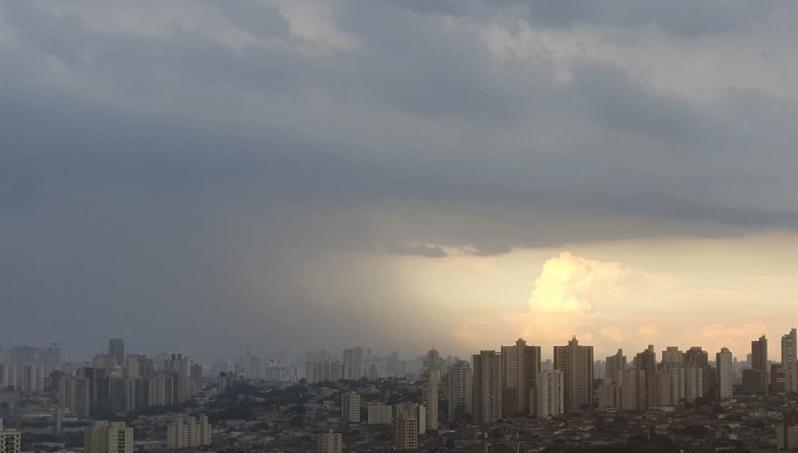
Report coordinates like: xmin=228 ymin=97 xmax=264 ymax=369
xmin=384 ymin=232 xmax=798 ymax=360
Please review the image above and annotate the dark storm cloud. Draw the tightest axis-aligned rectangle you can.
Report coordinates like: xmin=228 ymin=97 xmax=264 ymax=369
xmin=386 ymin=0 xmax=791 ymax=37
xmin=525 ymin=0 xmax=789 ymax=36
xmin=384 ymin=243 xmax=448 ymax=258
xmin=1 ymin=0 xmax=797 ymax=356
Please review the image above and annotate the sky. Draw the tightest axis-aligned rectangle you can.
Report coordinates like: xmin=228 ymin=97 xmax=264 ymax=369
xmin=1 ymin=0 xmax=797 ymax=361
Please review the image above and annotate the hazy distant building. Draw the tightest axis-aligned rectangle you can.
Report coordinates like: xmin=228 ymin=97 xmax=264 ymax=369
xmin=92 ymin=354 xmax=114 ymax=370
xmin=422 ymin=369 xmax=439 ymax=431
xmin=535 ymin=370 xmax=564 ymax=418
xmin=108 ymin=339 xmax=125 ymax=367
xmin=605 ymin=349 xmax=626 ymax=384
xmin=317 ymin=431 xmax=342 ymax=453
xmin=61 ymin=376 xmax=91 ymax=417
xmin=423 ymin=349 xmax=442 ymax=372
xmin=343 ymin=347 xmax=364 ymax=380
xmin=472 ymin=351 xmax=502 ymax=424
xmin=340 ymin=391 xmax=361 ymax=423
xmin=783 ymin=329 xmax=798 ymax=393
xmin=84 ymin=421 xmax=133 ymax=453
xmin=554 ymin=337 xmax=593 ymax=412
xmin=447 ymin=360 xmax=472 ymax=421
xmin=166 ymin=415 xmax=211 ymax=450
xmin=305 ymin=360 xmax=343 ymax=383
xmin=717 ymin=348 xmax=734 ymax=400
xmin=217 ymin=372 xmax=232 ymax=394
xmin=500 ymin=339 xmax=541 ymax=416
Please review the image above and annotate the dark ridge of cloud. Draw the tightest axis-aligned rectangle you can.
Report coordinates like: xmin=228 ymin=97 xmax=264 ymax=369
xmin=385 ymin=243 xmax=448 ymax=258
xmin=526 ymin=0 xmax=790 ymax=37
xmin=199 ymin=0 xmax=290 ymax=40
xmin=381 ymin=0 xmax=791 ymax=38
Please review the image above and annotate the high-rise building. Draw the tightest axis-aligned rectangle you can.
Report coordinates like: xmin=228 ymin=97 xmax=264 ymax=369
xmin=605 ymin=349 xmax=626 ymax=384
xmin=776 ymin=413 xmax=798 ymax=450
xmin=472 ymin=351 xmax=502 ymax=424
xmin=394 ymin=403 xmax=426 ymax=435
xmin=393 ymin=412 xmax=418 ymax=450
xmin=0 ymin=419 xmax=21 ymax=453
xmin=783 ymin=329 xmax=798 ymax=393
xmin=684 ymin=346 xmax=709 ymax=368
xmin=621 ymin=369 xmax=647 ymax=411
xmin=422 ymin=369 xmax=439 ymax=431
xmin=342 ymin=347 xmax=364 ymax=380
xmin=447 ymin=360 xmax=472 ymax=422
xmin=633 ymin=345 xmax=658 ymax=408
xmin=633 ymin=345 xmax=657 ymax=372
xmin=744 ymin=335 xmax=769 ymax=394
xmin=661 ymin=347 xmax=684 ymax=369
xmin=660 ymin=367 xmax=704 ymax=406
xmin=752 ymin=335 xmax=768 ymax=371
xmin=684 ymin=346 xmax=712 ymax=399
xmin=553 ymin=337 xmax=593 ymax=412
xmin=84 ymin=421 xmax=134 ymax=453
xmin=500 ymin=339 xmax=541 ymax=416
xmin=596 ymin=379 xmax=620 ymax=409
xmin=317 ymin=431 xmax=342 ymax=453
xmin=716 ymin=347 xmax=734 ymax=400
xmin=424 ymin=349 xmax=442 ymax=372
xmin=166 ymin=416 xmax=211 ymax=450
xmin=535 ymin=370 xmax=564 ymax=418
xmin=772 ymin=363 xmax=787 ymax=394
xmin=684 ymin=367 xmax=705 ymax=403
xmin=340 ymin=391 xmax=361 ymax=423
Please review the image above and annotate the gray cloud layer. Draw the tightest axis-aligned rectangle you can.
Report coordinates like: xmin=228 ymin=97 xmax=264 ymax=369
xmin=1 ymin=0 xmax=796 ymax=357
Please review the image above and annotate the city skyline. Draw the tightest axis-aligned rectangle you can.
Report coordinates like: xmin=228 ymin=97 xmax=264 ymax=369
xmin=3 ymin=328 xmax=792 ymax=366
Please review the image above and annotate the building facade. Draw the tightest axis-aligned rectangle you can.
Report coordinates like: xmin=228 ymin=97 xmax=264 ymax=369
xmin=84 ymin=421 xmax=134 ymax=453
xmin=340 ymin=391 xmax=361 ymax=423
xmin=553 ymin=337 xmax=594 ymax=412
xmin=317 ymin=431 xmax=343 ymax=453
xmin=783 ymin=329 xmax=798 ymax=393
xmin=166 ymin=415 xmax=212 ymax=450
xmin=472 ymin=351 xmax=502 ymax=424
xmin=716 ymin=347 xmax=734 ymax=400
xmin=447 ymin=360 xmax=472 ymax=422
xmin=0 ymin=420 xmax=21 ymax=453
xmin=535 ymin=370 xmax=564 ymax=418
xmin=500 ymin=339 xmax=541 ymax=417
